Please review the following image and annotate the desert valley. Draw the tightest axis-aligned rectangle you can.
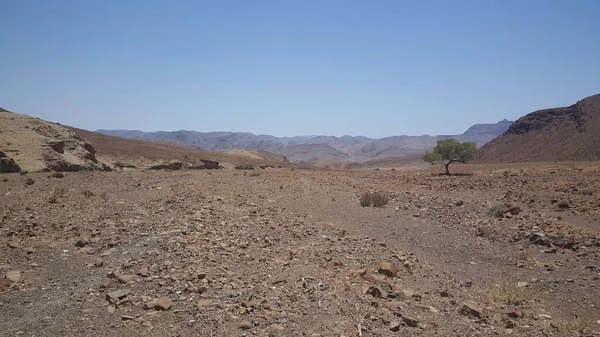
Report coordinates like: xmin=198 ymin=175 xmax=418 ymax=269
xmin=1 ymin=94 xmax=600 ymax=336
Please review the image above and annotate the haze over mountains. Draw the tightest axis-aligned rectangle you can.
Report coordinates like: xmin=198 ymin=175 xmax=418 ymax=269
xmin=98 ymin=120 xmax=513 ymax=163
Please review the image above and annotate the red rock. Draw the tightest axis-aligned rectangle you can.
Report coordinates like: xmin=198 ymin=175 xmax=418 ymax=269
xmin=460 ymin=301 xmax=486 ymax=318
xmin=137 ymin=264 xmax=149 ymax=277
xmin=154 ymin=296 xmax=173 ymax=310
xmin=238 ymin=321 xmax=253 ymax=330
xmin=377 ymin=262 xmax=399 ymax=277
xmin=362 ymin=273 xmax=387 ymax=284
xmin=6 ymin=271 xmax=21 ymax=282
xmin=117 ymin=274 xmax=137 ymax=283
xmin=197 ymin=299 xmax=214 ymax=307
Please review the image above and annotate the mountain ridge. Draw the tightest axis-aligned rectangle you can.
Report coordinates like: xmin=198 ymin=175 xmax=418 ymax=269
xmin=97 ymin=120 xmax=512 ymax=163
xmin=481 ymin=94 xmax=600 ymax=162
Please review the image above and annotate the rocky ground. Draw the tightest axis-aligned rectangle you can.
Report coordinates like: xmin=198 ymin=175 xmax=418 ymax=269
xmin=1 ymin=162 xmax=599 ymax=336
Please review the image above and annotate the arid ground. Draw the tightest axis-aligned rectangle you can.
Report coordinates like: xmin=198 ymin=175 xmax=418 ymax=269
xmin=1 ymin=162 xmax=599 ymax=336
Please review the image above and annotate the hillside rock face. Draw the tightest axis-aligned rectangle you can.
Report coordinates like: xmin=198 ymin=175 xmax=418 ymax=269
xmin=0 ymin=110 xmax=111 ymax=172
xmin=481 ymin=94 xmax=600 ymax=162
xmin=0 ymin=151 xmax=22 ymax=173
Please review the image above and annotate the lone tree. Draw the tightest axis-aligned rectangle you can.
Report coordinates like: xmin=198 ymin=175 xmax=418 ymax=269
xmin=422 ymin=139 xmax=479 ymax=175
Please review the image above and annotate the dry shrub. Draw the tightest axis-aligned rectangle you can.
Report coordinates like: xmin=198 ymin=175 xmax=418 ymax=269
xmin=82 ymin=189 xmax=95 ymax=198
xmin=557 ymin=200 xmax=570 ymax=209
xmin=235 ymin=164 xmax=255 ymax=170
xmin=360 ymin=192 xmax=389 ymax=207
xmin=488 ymin=283 xmax=529 ymax=306
xmin=48 ymin=188 xmax=66 ymax=204
xmin=487 ymin=203 xmax=508 ymax=218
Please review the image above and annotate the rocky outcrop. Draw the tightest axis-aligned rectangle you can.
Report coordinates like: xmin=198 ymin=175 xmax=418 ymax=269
xmin=149 ymin=162 xmax=183 ymax=170
xmin=0 ymin=109 xmax=111 ymax=172
xmin=481 ymin=94 xmax=600 ymax=162
xmin=0 ymin=151 xmax=22 ymax=173
xmin=199 ymin=159 xmax=220 ymax=169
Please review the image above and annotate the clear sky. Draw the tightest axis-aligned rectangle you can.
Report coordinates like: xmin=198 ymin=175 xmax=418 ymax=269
xmin=1 ymin=0 xmax=599 ymax=137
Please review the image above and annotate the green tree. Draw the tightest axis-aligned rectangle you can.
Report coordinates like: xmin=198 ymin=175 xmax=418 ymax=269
xmin=422 ymin=139 xmax=479 ymax=175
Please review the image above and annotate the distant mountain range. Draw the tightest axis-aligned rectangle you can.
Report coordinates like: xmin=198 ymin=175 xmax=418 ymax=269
xmin=97 ymin=120 xmax=513 ymax=163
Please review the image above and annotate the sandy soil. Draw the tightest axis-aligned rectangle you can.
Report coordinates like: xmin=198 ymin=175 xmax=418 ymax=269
xmin=1 ymin=162 xmax=599 ymax=336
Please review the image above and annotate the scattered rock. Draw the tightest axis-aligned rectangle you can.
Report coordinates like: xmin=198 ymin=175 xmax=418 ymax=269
xmin=505 ymin=206 xmax=522 ymax=215
xmin=154 ymin=296 xmax=173 ymax=310
xmin=7 ymin=241 xmax=20 ymax=249
xmin=402 ymin=316 xmax=419 ymax=327
xmin=460 ymin=301 xmax=486 ymax=318
xmin=106 ymin=289 xmax=130 ymax=303
xmin=6 ymin=271 xmax=21 ymax=282
xmin=197 ymin=299 xmax=214 ymax=308
xmin=377 ymin=262 xmax=399 ymax=277
xmin=238 ymin=321 xmax=253 ymax=330
xmin=117 ymin=274 xmax=137 ymax=283
xmin=389 ymin=321 xmax=401 ymax=332
xmin=74 ymin=236 xmax=90 ymax=247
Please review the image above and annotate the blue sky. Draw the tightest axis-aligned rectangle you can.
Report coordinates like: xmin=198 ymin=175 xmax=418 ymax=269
xmin=1 ymin=0 xmax=598 ymax=137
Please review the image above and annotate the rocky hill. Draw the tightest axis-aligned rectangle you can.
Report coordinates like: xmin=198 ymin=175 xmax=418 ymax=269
xmin=98 ymin=120 xmax=512 ymax=163
xmin=69 ymin=127 xmax=290 ymax=169
xmin=0 ymin=109 xmax=111 ymax=172
xmin=481 ymin=94 xmax=600 ymax=162
xmin=0 ymin=107 xmax=290 ymax=173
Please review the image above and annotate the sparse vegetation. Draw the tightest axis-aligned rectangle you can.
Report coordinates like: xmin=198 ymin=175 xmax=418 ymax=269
xmin=422 ymin=139 xmax=480 ymax=175
xmin=391 ymin=168 xmax=395 ymax=171
xmin=100 ymin=191 xmax=108 ymax=202
xmin=578 ymin=189 xmax=593 ymax=196
xmin=561 ymin=318 xmax=593 ymax=333
xmin=557 ymin=200 xmax=570 ymax=209
xmin=248 ymin=172 xmax=260 ymax=177
xmin=2 ymin=178 xmax=8 ymax=182
xmin=359 ymin=192 xmax=389 ymax=207
xmin=487 ymin=203 xmax=508 ymax=218
xmin=235 ymin=164 xmax=255 ymax=170
xmin=114 ymin=161 xmax=126 ymax=170
xmin=48 ymin=188 xmax=66 ymax=203
xmin=489 ymin=283 xmax=529 ymax=306
xmin=20 ymin=170 xmax=29 ymax=176
xmin=82 ymin=189 xmax=95 ymax=198
xmin=25 ymin=177 xmax=35 ymax=185
xmin=374 ymin=168 xmax=380 ymax=171
xmin=51 ymin=172 xmax=65 ymax=178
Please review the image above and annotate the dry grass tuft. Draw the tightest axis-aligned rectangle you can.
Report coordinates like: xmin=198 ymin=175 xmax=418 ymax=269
xmin=487 ymin=203 xmax=508 ymax=218
xmin=488 ymin=282 xmax=529 ymax=306
xmin=82 ymin=189 xmax=95 ymax=198
xmin=359 ymin=192 xmax=389 ymax=207
xmin=48 ymin=188 xmax=66 ymax=204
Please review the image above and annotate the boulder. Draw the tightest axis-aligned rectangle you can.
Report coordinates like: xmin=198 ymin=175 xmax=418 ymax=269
xmin=460 ymin=301 xmax=487 ymax=318
xmin=199 ymin=159 xmax=220 ymax=169
xmin=0 ymin=156 xmax=21 ymax=173
xmin=377 ymin=262 xmax=399 ymax=277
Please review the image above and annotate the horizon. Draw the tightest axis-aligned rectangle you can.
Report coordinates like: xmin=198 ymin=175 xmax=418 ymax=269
xmin=1 ymin=1 xmax=599 ymax=138
xmin=92 ymin=117 xmax=511 ymax=139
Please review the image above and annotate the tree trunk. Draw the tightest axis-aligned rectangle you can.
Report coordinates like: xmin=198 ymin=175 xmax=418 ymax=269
xmin=444 ymin=162 xmax=450 ymax=175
